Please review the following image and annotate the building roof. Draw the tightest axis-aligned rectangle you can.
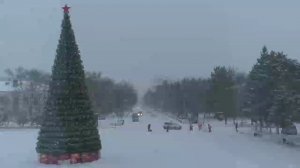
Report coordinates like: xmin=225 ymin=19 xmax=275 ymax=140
xmin=0 ymin=80 xmax=48 ymax=93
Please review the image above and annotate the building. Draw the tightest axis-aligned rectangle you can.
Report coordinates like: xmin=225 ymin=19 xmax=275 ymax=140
xmin=0 ymin=80 xmax=48 ymax=125
xmin=0 ymin=81 xmax=15 ymax=117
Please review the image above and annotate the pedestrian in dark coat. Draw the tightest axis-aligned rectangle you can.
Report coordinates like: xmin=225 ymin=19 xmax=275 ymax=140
xmin=148 ymin=124 xmax=152 ymax=132
xmin=235 ymin=122 xmax=238 ymax=132
xmin=198 ymin=122 xmax=202 ymax=131
xmin=208 ymin=124 xmax=212 ymax=133
xmin=189 ymin=124 xmax=193 ymax=131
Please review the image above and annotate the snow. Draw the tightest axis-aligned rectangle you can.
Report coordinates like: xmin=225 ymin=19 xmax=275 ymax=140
xmin=1 ymin=110 xmax=300 ymax=168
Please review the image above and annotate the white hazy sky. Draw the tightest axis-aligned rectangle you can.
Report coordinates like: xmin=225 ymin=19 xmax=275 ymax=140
xmin=1 ymin=0 xmax=300 ymax=92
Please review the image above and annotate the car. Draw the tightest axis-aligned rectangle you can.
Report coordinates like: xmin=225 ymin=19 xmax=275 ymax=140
xmin=110 ymin=119 xmax=125 ymax=126
xmin=163 ymin=122 xmax=182 ymax=130
xmin=281 ymin=124 xmax=297 ymax=135
xmin=214 ymin=112 xmax=224 ymax=121
xmin=177 ymin=114 xmax=187 ymax=120
xmin=190 ymin=117 xmax=198 ymax=124
xmin=132 ymin=113 xmax=139 ymax=122
xmin=98 ymin=115 xmax=106 ymax=120
xmin=137 ymin=111 xmax=143 ymax=116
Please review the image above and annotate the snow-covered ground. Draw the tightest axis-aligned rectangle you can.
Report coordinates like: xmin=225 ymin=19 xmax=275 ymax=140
xmin=1 ymin=110 xmax=300 ymax=168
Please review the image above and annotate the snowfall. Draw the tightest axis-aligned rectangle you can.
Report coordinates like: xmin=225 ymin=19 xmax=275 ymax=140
xmin=1 ymin=109 xmax=300 ymax=168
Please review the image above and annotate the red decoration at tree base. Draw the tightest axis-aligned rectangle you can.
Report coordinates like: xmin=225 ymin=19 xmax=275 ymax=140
xmin=39 ymin=151 xmax=100 ymax=165
xmin=81 ymin=151 xmax=100 ymax=163
xmin=70 ymin=153 xmax=81 ymax=164
xmin=58 ymin=154 xmax=70 ymax=160
xmin=39 ymin=154 xmax=58 ymax=165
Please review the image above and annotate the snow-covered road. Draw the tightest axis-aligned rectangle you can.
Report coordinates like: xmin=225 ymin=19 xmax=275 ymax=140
xmin=1 ymin=111 xmax=300 ymax=168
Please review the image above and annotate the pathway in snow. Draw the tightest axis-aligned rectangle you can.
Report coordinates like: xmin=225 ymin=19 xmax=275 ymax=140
xmin=0 ymin=111 xmax=300 ymax=168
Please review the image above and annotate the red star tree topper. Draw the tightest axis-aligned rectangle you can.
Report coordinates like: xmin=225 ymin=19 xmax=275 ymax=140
xmin=62 ymin=4 xmax=70 ymax=13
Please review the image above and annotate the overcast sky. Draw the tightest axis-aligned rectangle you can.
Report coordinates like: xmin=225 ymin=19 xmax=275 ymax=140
xmin=1 ymin=0 xmax=300 ymax=92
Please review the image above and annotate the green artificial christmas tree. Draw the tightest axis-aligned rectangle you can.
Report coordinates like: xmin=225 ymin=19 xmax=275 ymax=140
xmin=36 ymin=5 xmax=101 ymax=164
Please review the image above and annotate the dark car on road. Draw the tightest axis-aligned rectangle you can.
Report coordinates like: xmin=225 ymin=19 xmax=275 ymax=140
xmin=98 ymin=115 xmax=106 ymax=120
xmin=132 ymin=113 xmax=139 ymax=122
xmin=137 ymin=111 xmax=143 ymax=116
xmin=214 ymin=112 xmax=224 ymax=121
xmin=281 ymin=124 xmax=297 ymax=135
xmin=163 ymin=122 xmax=182 ymax=130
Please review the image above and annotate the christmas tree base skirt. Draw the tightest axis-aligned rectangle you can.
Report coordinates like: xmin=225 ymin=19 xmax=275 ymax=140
xmin=39 ymin=151 xmax=100 ymax=164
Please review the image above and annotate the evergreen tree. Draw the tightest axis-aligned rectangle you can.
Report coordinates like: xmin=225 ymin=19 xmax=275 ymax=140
xmin=246 ymin=46 xmax=273 ymax=130
xmin=268 ymin=88 xmax=293 ymax=133
xmin=246 ymin=46 xmax=300 ymax=132
xmin=36 ymin=5 xmax=101 ymax=163
xmin=210 ymin=66 xmax=236 ymax=124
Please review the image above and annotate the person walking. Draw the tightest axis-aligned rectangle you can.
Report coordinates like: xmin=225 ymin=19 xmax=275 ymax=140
xmin=189 ymin=124 xmax=193 ymax=131
xmin=235 ymin=122 xmax=238 ymax=132
xmin=198 ymin=122 xmax=202 ymax=131
xmin=148 ymin=124 xmax=152 ymax=132
xmin=208 ymin=123 xmax=212 ymax=133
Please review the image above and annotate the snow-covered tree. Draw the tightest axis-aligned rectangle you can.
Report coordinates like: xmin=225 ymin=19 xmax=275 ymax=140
xmin=246 ymin=46 xmax=300 ymax=132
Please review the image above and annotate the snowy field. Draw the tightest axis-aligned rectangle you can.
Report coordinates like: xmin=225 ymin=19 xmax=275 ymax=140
xmin=1 ymin=111 xmax=300 ymax=168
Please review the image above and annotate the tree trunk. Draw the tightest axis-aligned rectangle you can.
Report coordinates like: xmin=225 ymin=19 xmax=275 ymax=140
xmin=276 ymin=125 xmax=280 ymax=134
xmin=259 ymin=119 xmax=263 ymax=132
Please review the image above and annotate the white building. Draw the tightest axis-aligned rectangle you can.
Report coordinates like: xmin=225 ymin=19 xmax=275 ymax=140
xmin=0 ymin=80 xmax=48 ymax=124
xmin=0 ymin=81 xmax=15 ymax=116
xmin=0 ymin=81 xmax=15 ymax=94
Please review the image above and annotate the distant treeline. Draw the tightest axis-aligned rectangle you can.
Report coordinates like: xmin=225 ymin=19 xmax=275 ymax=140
xmin=143 ymin=68 xmax=241 ymax=123
xmin=85 ymin=72 xmax=137 ymax=117
xmin=0 ymin=68 xmax=137 ymax=126
xmin=143 ymin=46 xmax=300 ymax=133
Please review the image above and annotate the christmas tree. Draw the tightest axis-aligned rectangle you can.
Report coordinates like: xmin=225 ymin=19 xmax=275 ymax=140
xmin=36 ymin=5 xmax=101 ymax=164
